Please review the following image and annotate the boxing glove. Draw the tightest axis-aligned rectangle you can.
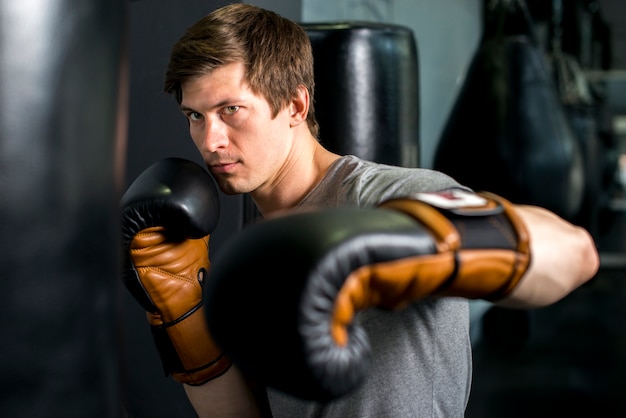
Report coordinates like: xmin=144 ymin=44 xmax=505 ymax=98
xmin=204 ymin=190 xmax=530 ymax=400
xmin=120 ymin=157 xmax=231 ymax=385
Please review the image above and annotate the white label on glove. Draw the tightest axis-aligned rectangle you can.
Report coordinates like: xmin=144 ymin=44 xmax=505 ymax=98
xmin=412 ymin=190 xmax=488 ymax=209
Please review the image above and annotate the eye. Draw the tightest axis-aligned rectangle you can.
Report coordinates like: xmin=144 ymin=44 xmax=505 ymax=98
xmin=223 ymin=105 xmax=240 ymax=115
xmin=188 ymin=111 xmax=202 ymax=121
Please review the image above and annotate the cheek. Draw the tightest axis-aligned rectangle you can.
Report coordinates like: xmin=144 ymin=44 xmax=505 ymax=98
xmin=238 ymin=111 xmax=290 ymax=160
xmin=188 ymin=125 xmax=203 ymax=150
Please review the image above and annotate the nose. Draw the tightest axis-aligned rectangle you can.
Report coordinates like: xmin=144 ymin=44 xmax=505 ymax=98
xmin=198 ymin=119 xmax=228 ymax=153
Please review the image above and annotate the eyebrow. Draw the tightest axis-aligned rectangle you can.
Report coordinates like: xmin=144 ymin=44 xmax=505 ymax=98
xmin=180 ymin=105 xmax=197 ymax=113
xmin=180 ymin=98 xmax=242 ymax=113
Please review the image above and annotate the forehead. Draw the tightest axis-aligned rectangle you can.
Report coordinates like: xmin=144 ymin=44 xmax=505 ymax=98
xmin=180 ymin=62 xmax=251 ymax=107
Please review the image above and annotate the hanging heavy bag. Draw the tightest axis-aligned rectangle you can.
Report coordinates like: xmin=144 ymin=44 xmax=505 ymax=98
xmin=433 ymin=0 xmax=584 ymax=221
xmin=549 ymin=0 xmax=601 ymax=237
xmin=551 ymin=48 xmax=600 ymax=235
xmin=302 ymin=22 xmax=420 ymax=168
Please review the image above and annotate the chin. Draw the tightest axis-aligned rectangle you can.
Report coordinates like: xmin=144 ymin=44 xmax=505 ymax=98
xmin=217 ymin=181 xmax=248 ymax=196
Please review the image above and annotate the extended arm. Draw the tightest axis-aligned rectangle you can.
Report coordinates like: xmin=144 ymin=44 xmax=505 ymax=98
xmin=497 ymin=204 xmax=599 ymax=308
xmin=201 ymin=190 xmax=600 ymax=401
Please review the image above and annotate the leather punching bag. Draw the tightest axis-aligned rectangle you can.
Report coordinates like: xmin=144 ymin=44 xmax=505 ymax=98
xmin=0 ymin=1 xmax=127 ymax=416
xmin=302 ymin=22 xmax=420 ymax=168
xmin=433 ymin=0 xmax=584 ymax=220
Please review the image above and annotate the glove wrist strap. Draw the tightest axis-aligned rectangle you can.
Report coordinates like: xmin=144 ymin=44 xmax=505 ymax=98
xmin=150 ymin=304 xmax=232 ymax=385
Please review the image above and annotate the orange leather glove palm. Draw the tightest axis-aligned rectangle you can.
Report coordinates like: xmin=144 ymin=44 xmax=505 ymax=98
xmin=121 ymin=158 xmax=230 ymax=385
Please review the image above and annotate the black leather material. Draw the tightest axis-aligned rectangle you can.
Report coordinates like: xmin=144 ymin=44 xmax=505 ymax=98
xmin=302 ymin=22 xmax=420 ymax=167
xmin=0 ymin=0 xmax=126 ymax=416
xmin=205 ymin=207 xmax=422 ymax=401
xmin=434 ymin=2 xmax=584 ymax=220
xmin=120 ymin=157 xmax=220 ymax=312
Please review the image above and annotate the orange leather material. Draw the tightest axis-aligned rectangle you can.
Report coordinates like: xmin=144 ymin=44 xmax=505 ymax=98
xmin=377 ymin=192 xmax=530 ymax=300
xmin=131 ymin=226 xmax=231 ymax=385
xmin=131 ymin=226 xmax=208 ymax=324
xmin=332 ymin=192 xmax=531 ymax=347
xmin=378 ymin=199 xmax=462 ymax=252
xmin=332 ymin=253 xmax=455 ymax=346
xmin=148 ymin=305 xmax=232 ymax=385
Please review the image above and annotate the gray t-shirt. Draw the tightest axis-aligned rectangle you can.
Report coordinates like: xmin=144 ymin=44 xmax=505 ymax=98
xmin=267 ymin=155 xmax=473 ymax=417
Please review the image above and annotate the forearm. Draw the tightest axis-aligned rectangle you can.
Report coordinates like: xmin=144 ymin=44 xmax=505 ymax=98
xmin=496 ymin=204 xmax=599 ymax=309
xmin=184 ymin=365 xmax=271 ymax=418
xmin=120 ymin=159 xmax=272 ymax=416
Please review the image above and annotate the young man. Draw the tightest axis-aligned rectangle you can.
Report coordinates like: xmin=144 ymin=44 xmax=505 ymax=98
xmin=121 ymin=4 xmax=599 ymax=417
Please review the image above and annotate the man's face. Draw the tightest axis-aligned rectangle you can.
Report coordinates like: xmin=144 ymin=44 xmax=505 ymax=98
xmin=180 ymin=62 xmax=294 ymax=195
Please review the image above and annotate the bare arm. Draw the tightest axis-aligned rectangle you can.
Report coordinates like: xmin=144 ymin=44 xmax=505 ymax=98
xmin=496 ymin=204 xmax=600 ymax=309
xmin=184 ymin=365 xmax=271 ymax=418
xmin=181 ymin=200 xmax=600 ymax=412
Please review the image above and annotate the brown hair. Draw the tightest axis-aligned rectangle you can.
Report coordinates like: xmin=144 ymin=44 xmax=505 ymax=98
xmin=164 ymin=4 xmax=319 ymax=138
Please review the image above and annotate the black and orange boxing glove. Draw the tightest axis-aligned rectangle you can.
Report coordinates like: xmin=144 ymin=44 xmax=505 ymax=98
xmin=204 ymin=190 xmax=530 ymax=400
xmin=121 ymin=158 xmax=231 ymax=385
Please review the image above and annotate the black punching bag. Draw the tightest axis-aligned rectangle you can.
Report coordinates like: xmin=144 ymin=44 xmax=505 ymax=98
xmin=302 ymin=22 xmax=420 ymax=167
xmin=0 ymin=1 xmax=127 ymax=417
xmin=433 ymin=0 xmax=584 ymax=220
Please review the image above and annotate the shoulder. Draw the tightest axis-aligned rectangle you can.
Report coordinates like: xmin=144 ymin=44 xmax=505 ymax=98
xmin=313 ymin=155 xmax=471 ymax=208
xmin=343 ymin=155 xmax=469 ymax=191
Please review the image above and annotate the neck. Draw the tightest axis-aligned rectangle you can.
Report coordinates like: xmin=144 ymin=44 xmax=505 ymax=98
xmin=251 ymin=138 xmax=340 ymax=217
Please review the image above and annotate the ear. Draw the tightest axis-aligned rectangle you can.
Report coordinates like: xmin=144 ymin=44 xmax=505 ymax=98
xmin=289 ymin=84 xmax=310 ymax=127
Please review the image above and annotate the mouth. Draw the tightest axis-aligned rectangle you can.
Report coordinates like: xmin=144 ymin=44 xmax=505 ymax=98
xmin=209 ymin=161 xmax=238 ymax=174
